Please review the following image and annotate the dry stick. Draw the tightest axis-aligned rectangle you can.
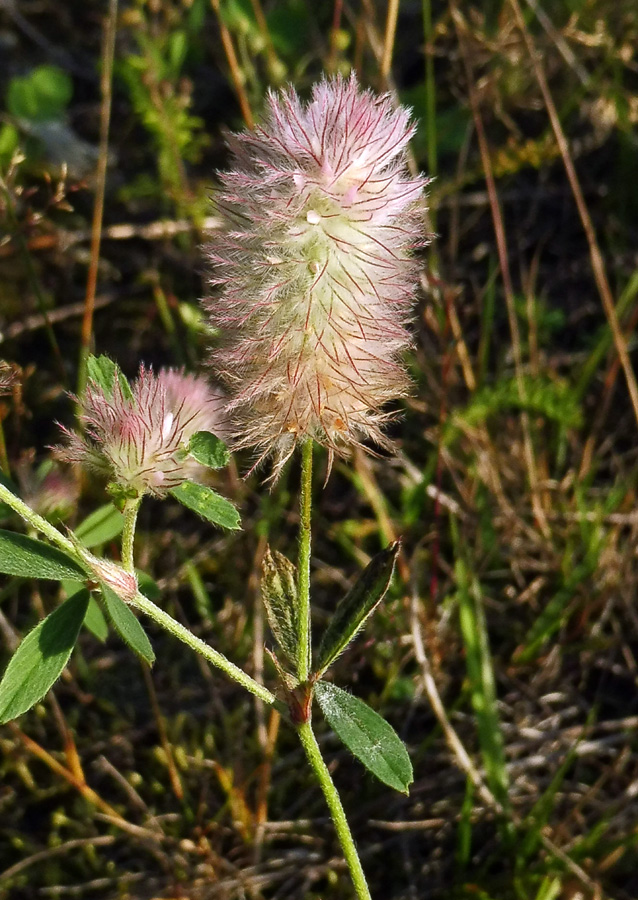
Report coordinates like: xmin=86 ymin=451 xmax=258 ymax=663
xmin=78 ymin=0 xmax=117 ymax=394
xmin=328 ymin=0 xmax=344 ymax=72
xmin=509 ymin=0 xmax=638 ymax=434
xmin=6 ymin=724 xmax=162 ymax=843
xmin=522 ymin=0 xmax=590 ymax=87
xmin=380 ymin=0 xmax=400 ymax=83
xmin=1 ymin=295 xmax=116 ymax=344
xmin=453 ymin=9 xmax=551 ymax=540
xmin=140 ymin=664 xmax=184 ymax=801
xmin=253 ymin=708 xmax=281 ymax=865
xmin=46 ymin=690 xmax=85 ymax=784
xmin=210 ymin=0 xmax=255 ymax=130
xmin=248 ymin=0 xmax=279 ymax=77
xmin=408 ymin=591 xmax=601 ymax=894
xmin=577 ymin=306 xmax=638 ymax=480
xmin=0 ymin=836 xmax=117 ymax=883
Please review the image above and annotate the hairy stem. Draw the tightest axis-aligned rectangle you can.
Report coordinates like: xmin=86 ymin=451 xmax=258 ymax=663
xmin=297 ymin=720 xmax=372 ymax=900
xmin=121 ymin=497 xmax=141 ymax=573
xmin=129 ymin=590 xmax=281 ymax=709
xmin=0 ymin=481 xmax=79 ymax=558
xmin=297 ymin=439 xmax=313 ymax=682
xmin=0 ymin=479 xmax=279 ymax=709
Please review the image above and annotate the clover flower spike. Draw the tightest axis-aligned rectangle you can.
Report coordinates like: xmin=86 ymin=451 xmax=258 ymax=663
xmin=205 ymin=73 xmax=429 ymax=473
xmin=57 ymin=367 xmax=229 ymax=498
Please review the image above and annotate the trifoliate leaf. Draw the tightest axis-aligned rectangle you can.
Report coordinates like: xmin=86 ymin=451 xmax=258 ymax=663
xmin=170 ymin=481 xmax=240 ymax=530
xmin=101 ymin=585 xmax=155 ymax=665
xmin=0 ymin=590 xmax=90 ymax=723
xmin=0 ymin=530 xmax=86 ymax=580
xmin=86 ymin=355 xmax=133 ymax=400
xmin=261 ymin=547 xmax=298 ymax=666
xmin=314 ymin=681 xmax=413 ymax=794
xmin=315 ymin=542 xmax=399 ymax=676
xmin=188 ymin=431 xmax=230 ymax=469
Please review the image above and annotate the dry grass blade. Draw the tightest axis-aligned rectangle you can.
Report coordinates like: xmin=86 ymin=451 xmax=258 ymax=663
xmin=453 ymin=5 xmax=551 ymax=539
xmin=380 ymin=0 xmax=400 ymax=83
xmin=210 ymin=0 xmax=255 ymax=129
xmin=509 ymin=0 xmax=638 ymax=436
xmin=78 ymin=0 xmax=118 ymax=394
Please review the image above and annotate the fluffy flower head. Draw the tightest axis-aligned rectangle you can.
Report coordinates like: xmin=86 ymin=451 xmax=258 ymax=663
xmin=205 ymin=73 xmax=428 ymax=471
xmin=57 ymin=366 xmax=228 ymax=498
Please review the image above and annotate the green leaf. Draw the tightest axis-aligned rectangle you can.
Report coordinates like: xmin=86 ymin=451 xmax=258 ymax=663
xmin=86 ymin=355 xmax=133 ymax=400
xmin=170 ymin=481 xmax=240 ymax=530
xmin=136 ymin=569 xmax=161 ymax=601
xmin=0 ymin=590 xmax=90 ymax=723
xmin=0 ymin=530 xmax=86 ymax=580
xmin=456 ymin=558 xmax=511 ymax=817
xmin=83 ymin=596 xmax=109 ymax=642
xmin=0 ymin=123 xmax=19 ymax=166
xmin=188 ymin=431 xmax=230 ymax=470
xmin=7 ymin=65 xmax=72 ymax=122
xmin=75 ymin=504 xmax=124 ymax=548
xmin=261 ymin=547 xmax=298 ymax=666
xmin=314 ymin=681 xmax=413 ymax=794
xmin=62 ymin=580 xmax=109 ymax=641
xmin=101 ymin=585 xmax=155 ymax=664
xmin=315 ymin=542 xmax=399 ymax=676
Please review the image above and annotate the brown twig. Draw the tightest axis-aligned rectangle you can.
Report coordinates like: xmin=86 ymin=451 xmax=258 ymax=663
xmin=409 ymin=589 xmax=602 ymax=894
xmin=509 ymin=0 xmax=638 ymax=435
xmin=380 ymin=0 xmax=400 ymax=84
xmin=141 ymin=664 xmax=184 ymax=801
xmin=453 ymin=8 xmax=550 ymax=539
xmin=210 ymin=0 xmax=255 ymax=129
xmin=6 ymin=723 xmax=162 ymax=842
xmin=78 ymin=0 xmax=118 ymax=393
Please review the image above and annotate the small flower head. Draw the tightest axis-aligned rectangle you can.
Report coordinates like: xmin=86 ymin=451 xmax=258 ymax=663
xmin=205 ymin=73 xmax=429 ymax=473
xmin=56 ymin=366 xmax=229 ymax=498
xmin=0 ymin=362 xmax=17 ymax=397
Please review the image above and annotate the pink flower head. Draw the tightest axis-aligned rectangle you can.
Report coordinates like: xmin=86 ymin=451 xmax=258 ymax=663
xmin=205 ymin=73 xmax=429 ymax=472
xmin=57 ymin=366 xmax=229 ymax=498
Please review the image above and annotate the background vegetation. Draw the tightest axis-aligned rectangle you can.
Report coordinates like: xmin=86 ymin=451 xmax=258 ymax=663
xmin=1 ymin=0 xmax=638 ymax=897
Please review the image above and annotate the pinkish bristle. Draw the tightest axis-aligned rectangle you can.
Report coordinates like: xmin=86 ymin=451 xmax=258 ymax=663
xmin=55 ymin=366 xmax=229 ymax=498
xmin=203 ymin=73 xmax=429 ymax=474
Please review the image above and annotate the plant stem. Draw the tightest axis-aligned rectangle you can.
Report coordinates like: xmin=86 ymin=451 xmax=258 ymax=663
xmin=121 ymin=497 xmax=141 ymax=573
xmin=129 ymin=590 xmax=281 ymax=709
xmin=0 ymin=418 xmax=9 ymax=475
xmin=297 ymin=720 xmax=372 ymax=900
xmin=0 ymin=481 xmax=78 ymax=558
xmin=297 ymin=439 xmax=313 ymax=682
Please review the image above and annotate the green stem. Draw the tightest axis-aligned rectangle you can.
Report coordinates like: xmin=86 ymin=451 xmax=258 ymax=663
xmin=0 ymin=478 xmax=278 ymax=708
xmin=0 ymin=480 xmax=78 ymax=558
xmin=122 ymin=497 xmax=141 ymax=573
xmin=297 ymin=439 xmax=313 ymax=682
xmin=129 ymin=590 xmax=281 ymax=709
xmin=297 ymin=720 xmax=372 ymax=900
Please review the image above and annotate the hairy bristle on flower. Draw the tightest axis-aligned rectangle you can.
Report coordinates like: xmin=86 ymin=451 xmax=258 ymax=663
xmin=55 ymin=367 xmax=229 ymax=498
xmin=204 ymin=73 xmax=429 ymax=473
xmin=0 ymin=362 xmax=17 ymax=397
